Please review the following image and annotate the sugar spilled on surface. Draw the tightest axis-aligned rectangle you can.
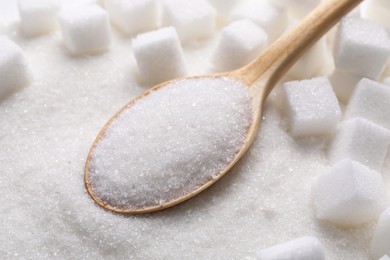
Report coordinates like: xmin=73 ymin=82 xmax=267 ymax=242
xmin=0 ymin=1 xmax=384 ymax=259
xmin=88 ymin=77 xmax=252 ymax=209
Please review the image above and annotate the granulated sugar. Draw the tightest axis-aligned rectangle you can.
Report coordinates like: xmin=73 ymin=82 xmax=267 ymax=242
xmin=88 ymin=77 xmax=252 ymax=209
xmin=0 ymin=1 xmax=384 ymax=260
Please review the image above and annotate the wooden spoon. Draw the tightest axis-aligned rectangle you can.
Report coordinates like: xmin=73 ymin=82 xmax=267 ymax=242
xmin=85 ymin=0 xmax=362 ymax=214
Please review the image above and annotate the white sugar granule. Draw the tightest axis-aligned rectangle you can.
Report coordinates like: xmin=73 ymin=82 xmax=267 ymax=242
xmin=88 ymin=77 xmax=252 ymax=209
xmin=0 ymin=2 xmax=382 ymax=260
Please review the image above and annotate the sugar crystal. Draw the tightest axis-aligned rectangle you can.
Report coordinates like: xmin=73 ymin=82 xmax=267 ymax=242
xmin=88 ymin=77 xmax=252 ymax=209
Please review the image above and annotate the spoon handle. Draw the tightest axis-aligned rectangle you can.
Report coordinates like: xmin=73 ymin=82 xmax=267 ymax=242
xmin=235 ymin=0 xmax=363 ymax=96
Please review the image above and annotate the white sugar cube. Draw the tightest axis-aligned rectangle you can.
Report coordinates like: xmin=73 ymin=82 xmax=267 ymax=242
xmin=346 ymin=78 xmax=390 ymax=130
xmin=312 ymin=159 xmax=389 ymax=227
xmin=371 ymin=208 xmax=390 ymax=259
xmin=231 ymin=0 xmax=287 ymax=42
xmin=283 ymin=77 xmax=341 ymax=137
xmin=329 ymin=117 xmax=390 ymax=171
xmin=333 ymin=17 xmax=390 ymax=80
xmin=328 ymin=69 xmax=362 ymax=103
xmin=0 ymin=36 xmax=30 ymax=99
xmin=18 ymin=0 xmax=60 ymax=37
xmin=106 ymin=0 xmax=159 ymax=35
xmin=162 ymin=0 xmax=216 ymax=43
xmin=58 ymin=5 xmax=111 ymax=55
xmin=132 ymin=27 xmax=187 ymax=86
xmin=379 ymin=255 xmax=390 ymax=260
xmin=361 ymin=0 xmax=390 ymax=29
xmin=212 ymin=19 xmax=268 ymax=71
xmin=256 ymin=236 xmax=325 ymax=260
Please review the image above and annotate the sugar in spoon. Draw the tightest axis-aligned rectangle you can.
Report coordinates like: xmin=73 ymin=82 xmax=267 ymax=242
xmin=85 ymin=0 xmax=362 ymax=214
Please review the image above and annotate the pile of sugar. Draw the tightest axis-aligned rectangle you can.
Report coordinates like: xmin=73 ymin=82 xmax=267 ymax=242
xmin=89 ymin=77 xmax=251 ymax=209
xmin=0 ymin=1 xmax=384 ymax=260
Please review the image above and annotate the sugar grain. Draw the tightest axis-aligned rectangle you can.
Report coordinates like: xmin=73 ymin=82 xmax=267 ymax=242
xmin=88 ymin=77 xmax=252 ymax=209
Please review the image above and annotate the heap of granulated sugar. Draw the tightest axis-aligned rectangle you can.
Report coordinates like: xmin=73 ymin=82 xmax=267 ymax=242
xmin=1 ymin=1 xmax=388 ymax=259
xmin=88 ymin=77 xmax=252 ymax=209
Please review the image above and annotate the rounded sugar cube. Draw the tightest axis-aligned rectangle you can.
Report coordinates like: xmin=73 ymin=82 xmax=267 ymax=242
xmin=312 ymin=159 xmax=389 ymax=227
xmin=162 ymin=0 xmax=216 ymax=43
xmin=58 ymin=5 xmax=111 ymax=55
xmin=333 ymin=17 xmax=390 ymax=80
xmin=212 ymin=19 xmax=268 ymax=71
xmin=105 ymin=0 xmax=159 ymax=35
xmin=346 ymin=78 xmax=390 ymax=131
xmin=132 ymin=27 xmax=187 ymax=86
xmin=283 ymin=77 xmax=341 ymax=137
xmin=18 ymin=0 xmax=60 ymax=37
xmin=329 ymin=117 xmax=390 ymax=171
xmin=231 ymin=0 xmax=287 ymax=42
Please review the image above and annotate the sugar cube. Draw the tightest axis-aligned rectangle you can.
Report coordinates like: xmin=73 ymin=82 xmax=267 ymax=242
xmin=328 ymin=69 xmax=362 ymax=103
xmin=231 ymin=0 xmax=287 ymax=42
xmin=333 ymin=17 xmax=390 ymax=80
xmin=132 ymin=27 xmax=187 ymax=86
xmin=58 ymin=5 xmax=111 ymax=55
xmin=329 ymin=117 xmax=390 ymax=171
xmin=371 ymin=208 xmax=390 ymax=259
xmin=312 ymin=159 xmax=389 ymax=227
xmin=287 ymin=21 xmax=328 ymax=79
xmin=162 ymin=0 xmax=216 ymax=43
xmin=346 ymin=78 xmax=390 ymax=130
xmin=283 ymin=77 xmax=341 ymax=137
xmin=212 ymin=19 xmax=268 ymax=71
xmin=105 ymin=0 xmax=159 ymax=35
xmin=18 ymin=0 xmax=60 ymax=37
xmin=255 ymin=236 xmax=325 ymax=260
xmin=361 ymin=0 xmax=390 ymax=29
xmin=379 ymin=255 xmax=390 ymax=260
xmin=0 ymin=36 xmax=30 ymax=99
xmin=207 ymin=0 xmax=238 ymax=20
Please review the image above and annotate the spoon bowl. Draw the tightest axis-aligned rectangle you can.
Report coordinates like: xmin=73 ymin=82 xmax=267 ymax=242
xmin=85 ymin=74 xmax=256 ymax=214
xmin=85 ymin=0 xmax=362 ymax=214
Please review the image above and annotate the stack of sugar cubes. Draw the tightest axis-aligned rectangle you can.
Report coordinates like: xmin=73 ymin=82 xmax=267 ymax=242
xmin=280 ymin=10 xmax=390 ymax=260
xmin=2 ymin=0 xmax=390 ymax=259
